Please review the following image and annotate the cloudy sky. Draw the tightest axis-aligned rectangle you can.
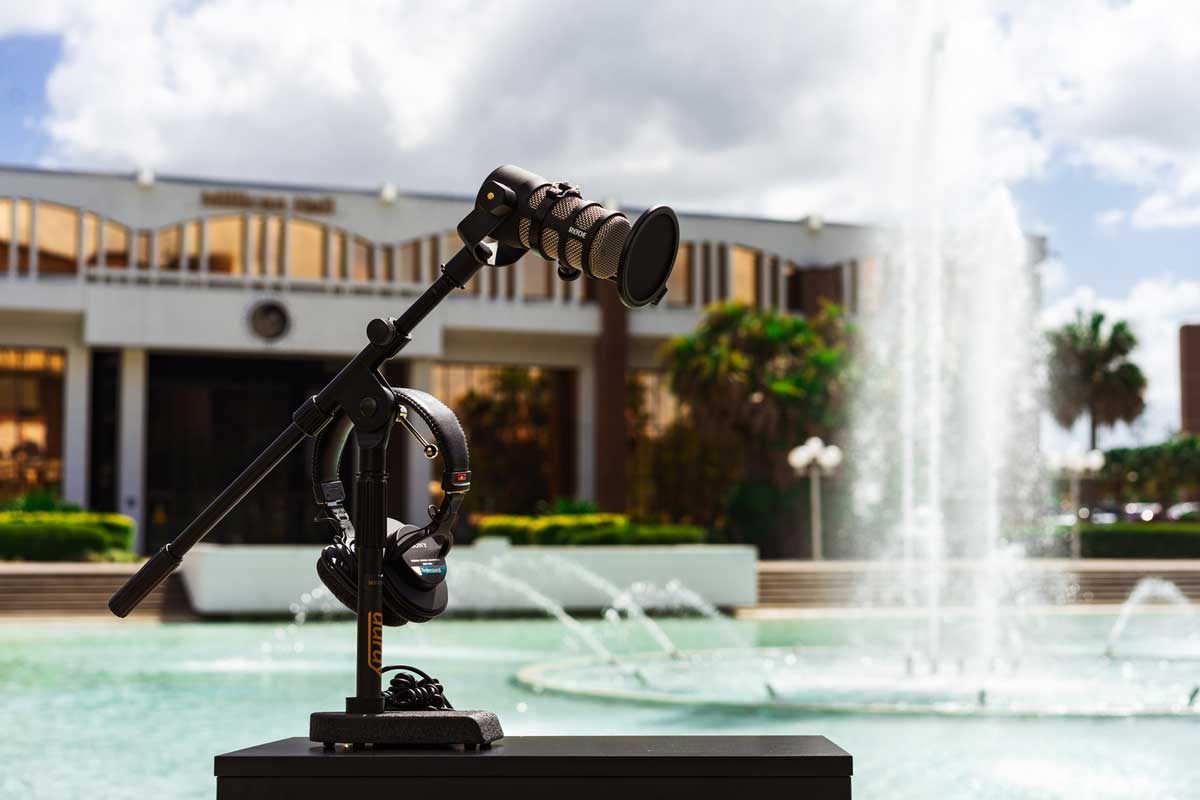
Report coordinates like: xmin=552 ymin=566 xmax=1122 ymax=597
xmin=1 ymin=0 xmax=1198 ymax=446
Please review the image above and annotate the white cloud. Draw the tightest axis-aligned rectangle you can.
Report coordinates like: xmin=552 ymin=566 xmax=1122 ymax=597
xmin=1094 ymin=209 xmax=1124 ymax=229
xmin=3 ymin=0 xmax=1198 ymax=232
xmin=1000 ymin=1 xmax=1200 ymax=229
xmin=1039 ymin=258 xmax=1069 ymax=293
xmin=0 ymin=0 xmax=921 ymax=219
xmin=1041 ymin=276 xmax=1200 ymax=445
xmin=1130 ymin=192 xmax=1200 ymax=230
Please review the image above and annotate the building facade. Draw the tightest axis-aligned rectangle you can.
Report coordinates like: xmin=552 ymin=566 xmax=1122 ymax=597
xmin=1183 ymin=324 xmax=1200 ymax=435
xmin=0 ymin=165 xmax=880 ymax=553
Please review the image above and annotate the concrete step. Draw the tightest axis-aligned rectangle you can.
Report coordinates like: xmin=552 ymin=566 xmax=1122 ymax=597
xmin=0 ymin=565 xmax=192 ymax=618
xmin=756 ymin=560 xmax=1200 ymax=607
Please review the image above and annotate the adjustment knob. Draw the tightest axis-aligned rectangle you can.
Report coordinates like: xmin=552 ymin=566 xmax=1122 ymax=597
xmin=367 ymin=317 xmax=396 ymax=345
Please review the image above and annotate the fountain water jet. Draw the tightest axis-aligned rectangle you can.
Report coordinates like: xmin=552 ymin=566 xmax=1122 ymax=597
xmin=489 ymin=553 xmax=680 ymax=657
xmin=1105 ymin=577 xmax=1195 ymax=658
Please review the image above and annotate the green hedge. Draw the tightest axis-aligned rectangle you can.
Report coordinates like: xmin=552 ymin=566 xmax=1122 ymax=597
xmin=0 ymin=512 xmax=136 ymax=561
xmin=1079 ymin=523 xmax=1200 ymax=558
xmin=476 ymin=514 xmax=706 ymax=546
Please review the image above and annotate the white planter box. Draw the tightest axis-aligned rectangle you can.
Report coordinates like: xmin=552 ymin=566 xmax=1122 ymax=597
xmin=179 ymin=540 xmax=758 ymax=616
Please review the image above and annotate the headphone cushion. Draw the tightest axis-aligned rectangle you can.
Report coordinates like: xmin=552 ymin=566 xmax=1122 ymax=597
xmin=382 ymin=562 xmax=448 ymax=623
xmin=316 ymin=543 xmax=407 ymax=627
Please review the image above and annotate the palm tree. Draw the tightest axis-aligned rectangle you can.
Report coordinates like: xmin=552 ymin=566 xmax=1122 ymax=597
xmin=1046 ymin=310 xmax=1147 ymax=449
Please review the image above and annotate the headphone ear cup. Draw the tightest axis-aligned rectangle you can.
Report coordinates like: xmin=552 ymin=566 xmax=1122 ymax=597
xmin=316 ymin=543 xmax=359 ymax=617
xmin=381 ymin=523 xmax=449 ymax=623
xmin=316 ymin=542 xmax=407 ymax=627
xmin=383 ymin=561 xmax=448 ymax=622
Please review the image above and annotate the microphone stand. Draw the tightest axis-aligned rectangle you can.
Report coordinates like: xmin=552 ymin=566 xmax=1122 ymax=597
xmin=110 ymin=192 xmax=526 ymax=748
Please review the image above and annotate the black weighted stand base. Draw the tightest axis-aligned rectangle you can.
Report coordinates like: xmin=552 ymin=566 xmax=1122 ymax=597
xmin=310 ymin=710 xmax=504 ymax=748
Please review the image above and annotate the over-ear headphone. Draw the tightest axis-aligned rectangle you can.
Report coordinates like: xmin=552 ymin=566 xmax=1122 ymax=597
xmin=313 ymin=387 xmax=470 ymax=626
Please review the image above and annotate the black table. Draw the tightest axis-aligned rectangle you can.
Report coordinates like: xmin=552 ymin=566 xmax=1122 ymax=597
xmin=215 ymin=736 xmax=853 ymax=799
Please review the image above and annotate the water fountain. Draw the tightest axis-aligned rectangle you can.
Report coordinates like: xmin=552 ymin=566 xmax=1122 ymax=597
xmin=1105 ymin=577 xmax=1197 ymax=658
xmin=508 ymin=11 xmax=1200 ymax=719
xmin=489 ymin=553 xmax=680 ymax=657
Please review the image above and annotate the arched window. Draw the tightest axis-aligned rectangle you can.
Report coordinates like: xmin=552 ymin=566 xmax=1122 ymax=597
xmin=102 ymin=221 xmax=130 ymax=268
xmin=351 ymin=236 xmax=372 ymax=282
xmin=288 ymin=218 xmax=324 ymax=280
xmin=81 ymin=213 xmax=100 ymax=267
xmin=157 ymin=224 xmax=182 ymax=272
xmin=730 ymin=245 xmax=759 ymax=306
xmin=521 ymin=252 xmax=553 ymax=300
xmin=0 ymin=199 xmax=11 ymax=272
xmin=330 ymin=230 xmax=346 ymax=280
xmin=207 ymin=216 xmax=244 ymax=275
xmin=665 ymin=242 xmax=693 ymax=306
xmin=133 ymin=231 xmax=151 ymax=270
xmin=396 ymin=239 xmax=421 ymax=283
xmin=251 ymin=216 xmax=283 ymax=277
xmin=36 ymin=203 xmax=80 ymax=275
xmin=182 ymin=221 xmax=200 ymax=272
xmin=14 ymin=200 xmax=32 ymax=274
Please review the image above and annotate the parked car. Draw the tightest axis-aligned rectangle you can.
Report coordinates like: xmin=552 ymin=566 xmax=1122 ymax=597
xmin=1122 ymin=502 xmax=1163 ymax=522
xmin=1167 ymin=502 xmax=1200 ymax=522
xmin=1079 ymin=506 xmax=1119 ymax=524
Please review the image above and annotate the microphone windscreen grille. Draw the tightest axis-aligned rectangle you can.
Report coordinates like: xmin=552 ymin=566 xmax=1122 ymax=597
xmin=542 ymin=227 xmax=559 ymax=258
xmin=575 ymin=204 xmax=605 ymax=230
xmin=526 ymin=185 xmax=549 ymax=209
xmin=589 ymin=216 xmax=631 ymax=280
xmin=565 ymin=237 xmax=584 ymax=268
xmin=551 ymin=196 xmax=583 ymax=220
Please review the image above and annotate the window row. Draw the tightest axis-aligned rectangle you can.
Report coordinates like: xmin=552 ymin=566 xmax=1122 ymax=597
xmin=0 ymin=200 xmax=440 ymax=283
xmin=0 ymin=198 xmax=852 ymax=311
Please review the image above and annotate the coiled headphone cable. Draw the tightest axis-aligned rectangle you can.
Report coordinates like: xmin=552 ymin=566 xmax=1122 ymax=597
xmin=382 ymin=664 xmax=454 ymax=711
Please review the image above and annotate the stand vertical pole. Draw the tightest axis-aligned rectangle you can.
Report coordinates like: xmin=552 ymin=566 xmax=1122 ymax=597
xmin=346 ymin=421 xmax=394 ymax=714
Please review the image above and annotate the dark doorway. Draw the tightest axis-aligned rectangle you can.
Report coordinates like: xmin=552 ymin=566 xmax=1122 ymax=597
xmin=144 ymin=353 xmax=408 ymax=551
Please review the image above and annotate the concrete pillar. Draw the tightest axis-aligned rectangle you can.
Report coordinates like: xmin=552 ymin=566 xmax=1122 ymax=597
xmin=575 ymin=359 xmax=596 ymax=503
xmin=118 ymin=348 xmax=148 ymax=552
xmin=594 ymin=285 xmax=628 ymax=512
xmin=402 ymin=358 xmax=435 ymax=526
xmin=61 ymin=340 xmax=90 ymax=508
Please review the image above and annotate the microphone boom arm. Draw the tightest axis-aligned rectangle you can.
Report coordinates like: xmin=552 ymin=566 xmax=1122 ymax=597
xmin=108 ymin=234 xmax=496 ymax=618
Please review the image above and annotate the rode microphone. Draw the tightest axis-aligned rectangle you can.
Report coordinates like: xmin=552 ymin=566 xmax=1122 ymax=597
xmin=472 ymin=165 xmax=680 ymax=308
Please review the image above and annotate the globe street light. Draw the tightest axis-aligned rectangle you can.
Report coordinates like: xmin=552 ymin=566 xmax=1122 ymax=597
xmin=1047 ymin=448 xmax=1105 ymax=559
xmin=788 ymin=436 xmax=843 ymax=560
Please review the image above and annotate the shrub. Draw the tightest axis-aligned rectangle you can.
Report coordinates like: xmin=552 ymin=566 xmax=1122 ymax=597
xmin=629 ymin=524 xmax=707 ymax=545
xmin=531 ymin=514 xmax=628 ymax=545
xmin=1079 ymin=523 xmax=1200 ymax=558
xmin=0 ymin=490 xmax=81 ymax=512
xmin=0 ymin=512 xmax=136 ymax=561
xmin=0 ymin=520 xmax=111 ymax=561
xmin=475 ymin=514 xmax=706 ymax=546
xmin=536 ymin=497 xmax=600 ymax=516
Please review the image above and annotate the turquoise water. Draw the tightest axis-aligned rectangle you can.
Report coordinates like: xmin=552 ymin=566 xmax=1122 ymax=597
xmin=2 ymin=614 xmax=1198 ymax=799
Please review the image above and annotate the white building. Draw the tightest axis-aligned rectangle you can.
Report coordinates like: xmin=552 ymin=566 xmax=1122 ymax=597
xmin=0 ymin=165 xmax=878 ymax=553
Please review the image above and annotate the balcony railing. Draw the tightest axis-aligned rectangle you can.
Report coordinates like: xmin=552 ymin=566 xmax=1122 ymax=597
xmin=1 ymin=197 xmax=856 ymax=314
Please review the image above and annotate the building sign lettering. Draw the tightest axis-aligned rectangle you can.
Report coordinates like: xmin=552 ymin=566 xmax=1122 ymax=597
xmin=200 ymin=190 xmax=336 ymax=215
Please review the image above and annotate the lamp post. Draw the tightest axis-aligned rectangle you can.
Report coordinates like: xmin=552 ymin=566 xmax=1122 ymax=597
xmin=1048 ymin=448 xmax=1105 ymax=559
xmin=788 ymin=436 xmax=843 ymax=560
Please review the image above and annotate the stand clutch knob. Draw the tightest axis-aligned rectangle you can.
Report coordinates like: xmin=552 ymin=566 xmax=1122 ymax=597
xmin=108 ymin=545 xmax=182 ymax=617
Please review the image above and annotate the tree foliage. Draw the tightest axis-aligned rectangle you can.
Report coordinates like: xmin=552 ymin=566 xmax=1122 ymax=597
xmin=1096 ymin=436 xmax=1200 ymax=506
xmin=658 ymin=302 xmax=852 ymax=554
xmin=1046 ymin=310 xmax=1147 ymax=448
xmin=456 ymin=368 xmax=554 ymax=515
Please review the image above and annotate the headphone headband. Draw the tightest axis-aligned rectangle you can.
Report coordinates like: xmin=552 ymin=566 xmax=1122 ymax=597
xmin=311 ymin=386 xmax=470 ymax=544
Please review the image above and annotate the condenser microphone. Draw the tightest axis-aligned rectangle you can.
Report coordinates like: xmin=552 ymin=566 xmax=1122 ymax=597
xmin=475 ymin=165 xmax=680 ymax=308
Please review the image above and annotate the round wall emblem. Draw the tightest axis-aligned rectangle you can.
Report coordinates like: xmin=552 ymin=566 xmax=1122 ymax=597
xmin=247 ymin=299 xmax=291 ymax=341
